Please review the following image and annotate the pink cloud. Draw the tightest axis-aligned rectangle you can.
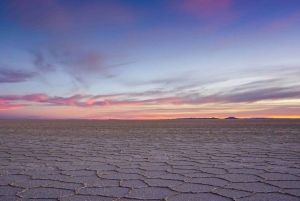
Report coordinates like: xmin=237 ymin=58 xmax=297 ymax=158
xmin=0 ymin=101 xmax=27 ymax=111
xmin=23 ymin=94 xmax=49 ymax=102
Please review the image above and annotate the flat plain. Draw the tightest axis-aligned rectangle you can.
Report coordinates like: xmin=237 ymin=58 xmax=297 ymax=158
xmin=0 ymin=119 xmax=299 ymax=201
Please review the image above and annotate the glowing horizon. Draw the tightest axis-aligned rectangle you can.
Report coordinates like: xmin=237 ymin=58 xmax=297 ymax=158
xmin=1 ymin=0 xmax=300 ymax=119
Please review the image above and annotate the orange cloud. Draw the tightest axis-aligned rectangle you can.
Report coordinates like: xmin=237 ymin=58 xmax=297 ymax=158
xmin=0 ymin=68 xmax=36 ymax=83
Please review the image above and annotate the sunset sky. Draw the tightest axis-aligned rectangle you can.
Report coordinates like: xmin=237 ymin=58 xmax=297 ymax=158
xmin=0 ymin=0 xmax=300 ymax=119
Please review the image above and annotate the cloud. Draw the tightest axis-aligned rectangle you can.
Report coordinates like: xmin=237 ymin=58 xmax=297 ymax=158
xmin=5 ymin=0 xmax=134 ymax=31
xmin=263 ymin=10 xmax=300 ymax=34
xmin=0 ymin=68 xmax=36 ymax=83
xmin=32 ymin=51 xmax=55 ymax=72
xmin=0 ymin=94 xmax=91 ymax=107
xmin=173 ymin=0 xmax=235 ymax=31
xmin=31 ymin=42 xmax=116 ymax=84
xmin=0 ymin=100 xmax=27 ymax=110
xmin=3 ymin=1 xmax=134 ymax=85
xmin=127 ymin=73 xmax=191 ymax=86
xmin=1 ymin=84 xmax=300 ymax=111
xmin=1 ymin=65 xmax=300 ymax=110
xmin=212 ymin=9 xmax=300 ymax=51
xmin=177 ymin=0 xmax=232 ymax=17
xmin=5 ymin=0 xmax=71 ymax=31
xmin=230 ymin=78 xmax=283 ymax=93
xmin=56 ymin=50 xmax=112 ymax=80
xmin=222 ymin=87 xmax=300 ymax=103
xmin=123 ymin=71 xmax=224 ymax=90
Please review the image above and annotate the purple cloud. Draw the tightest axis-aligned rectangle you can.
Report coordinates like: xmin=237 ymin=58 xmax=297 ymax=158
xmin=222 ymin=87 xmax=300 ymax=103
xmin=0 ymin=68 xmax=36 ymax=83
xmin=32 ymin=51 xmax=55 ymax=72
xmin=5 ymin=0 xmax=135 ymax=31
xmin=31 ymin=42 xmax=116 ymax=84
xmin=177 ymin=0 xmax=232 ymax=17
xmin=173 ymin=0 xmax=236 ymax=31
xmin=263 ymin=9 xmax=300 ymax=34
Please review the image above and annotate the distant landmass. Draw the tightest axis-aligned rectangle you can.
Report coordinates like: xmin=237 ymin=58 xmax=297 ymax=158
xmin=225 ymin=117 xmax=239 ymax=119
xmin=177 ymin=117 xmax=219 ymax=120
xmin=177 ymin=117 xmax=273 ymax=120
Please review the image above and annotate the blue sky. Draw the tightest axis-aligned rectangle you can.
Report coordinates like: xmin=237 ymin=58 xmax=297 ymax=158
xmin=0 ymin=0 xmax=300 ymax=119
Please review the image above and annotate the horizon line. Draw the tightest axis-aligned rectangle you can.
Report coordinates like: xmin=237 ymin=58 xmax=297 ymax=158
xmin=1 ymin=117 xmax=300 ymax=120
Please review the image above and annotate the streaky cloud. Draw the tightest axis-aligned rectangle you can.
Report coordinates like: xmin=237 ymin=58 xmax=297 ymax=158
xmin=31 ymin=42 xmax=117 ymax=84
xmin=222 ymin=87 xmax=300 ymax=103
xmin=0 ymin=100 xmax=27 ymax=110
xmin=1 ymin=85 xmax=300 ymax=110
xmin=0 ymin=68 xmax=36 ymax=83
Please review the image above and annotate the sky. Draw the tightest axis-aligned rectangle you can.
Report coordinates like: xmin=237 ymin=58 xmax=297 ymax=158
xmin=0 ymin=0 xmax=300 ymax=119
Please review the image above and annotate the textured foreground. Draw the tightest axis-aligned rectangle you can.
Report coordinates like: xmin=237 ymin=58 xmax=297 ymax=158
xmin=0 ymin=119 xmax=300 ymax=201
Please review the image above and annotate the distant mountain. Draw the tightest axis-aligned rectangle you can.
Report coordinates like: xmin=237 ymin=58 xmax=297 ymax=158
xmin=225 ymin=117 xmax=238 ymax=119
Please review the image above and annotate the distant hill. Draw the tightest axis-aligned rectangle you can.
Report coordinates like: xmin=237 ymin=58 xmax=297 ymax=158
xmin=225 ymin=117 xmax=238 ymax=119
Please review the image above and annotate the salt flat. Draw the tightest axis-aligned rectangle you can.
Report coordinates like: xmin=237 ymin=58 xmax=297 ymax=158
xmin=0 ymin=119 xmax=299 ymax=201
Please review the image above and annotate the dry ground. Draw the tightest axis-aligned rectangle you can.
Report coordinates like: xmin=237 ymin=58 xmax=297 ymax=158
xmin=0 ymin=119 xmax=299 ymax=201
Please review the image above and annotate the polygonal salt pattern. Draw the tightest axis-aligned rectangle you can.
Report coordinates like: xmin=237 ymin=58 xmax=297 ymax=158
xmin=0 ymin=119 xmax=299 ymax=200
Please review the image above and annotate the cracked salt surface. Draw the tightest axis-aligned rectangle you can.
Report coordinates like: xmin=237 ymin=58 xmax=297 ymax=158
xmin=0 ymin=119 xmax=299 ymax=200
